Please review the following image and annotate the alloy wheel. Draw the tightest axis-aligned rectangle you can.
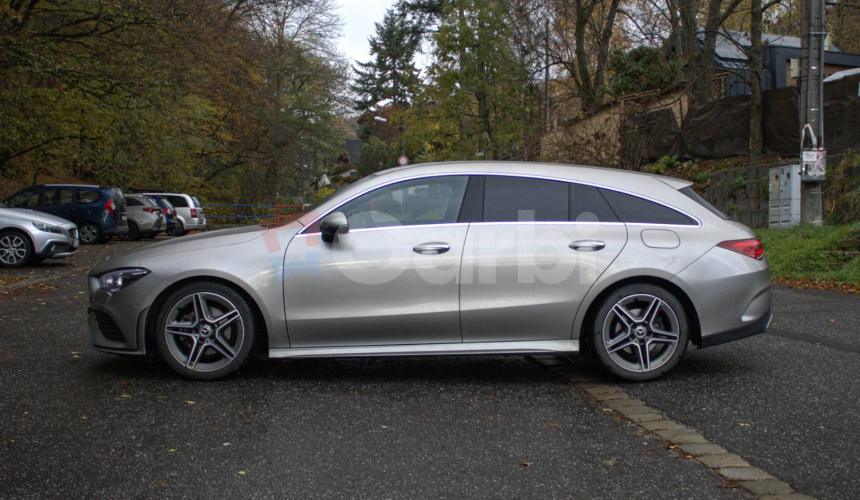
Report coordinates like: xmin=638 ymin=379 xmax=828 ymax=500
xmin=601 ymin=293 xmax=681 ymax=374
xmin=163 ymin=292 xmax=246 ymax=373
xmin=0 ymin=233 xmax=29 ymax=266
xmin=80 ymin=224 xmax=99 ymax=244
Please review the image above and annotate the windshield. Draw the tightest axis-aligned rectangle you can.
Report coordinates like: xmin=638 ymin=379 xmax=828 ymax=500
xmin=304 ymin=175 xmax=375 ymax=214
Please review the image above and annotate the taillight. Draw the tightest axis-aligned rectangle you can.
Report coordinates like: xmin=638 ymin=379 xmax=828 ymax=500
xmin=717 ymin=238 xmax=764 ymax=260
xmin=190 ymin=208 xmax=198 ymax=218
xmin=162 ymin=208 xmax=170 ymax=215
xmin=104 ymin=198 xmax=115 ymax=215
xmin=143 ymin=207 xmax=158 ymax=213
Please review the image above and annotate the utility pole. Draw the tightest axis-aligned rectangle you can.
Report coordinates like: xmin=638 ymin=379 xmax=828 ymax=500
xmin=799 ymin=0 xmax=827 ymax=225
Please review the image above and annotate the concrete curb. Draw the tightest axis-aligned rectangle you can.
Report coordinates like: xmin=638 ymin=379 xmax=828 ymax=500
xmin=530 ymin=355 xmax=816 ymax=500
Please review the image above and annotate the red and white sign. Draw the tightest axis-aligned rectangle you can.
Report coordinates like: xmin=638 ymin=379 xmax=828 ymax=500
xmin=397 ymin=156 xmax=409 ymax=166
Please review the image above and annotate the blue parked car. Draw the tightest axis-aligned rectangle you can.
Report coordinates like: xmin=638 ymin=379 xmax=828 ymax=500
xmin=4 ymin=184 xmax=128 ymax=244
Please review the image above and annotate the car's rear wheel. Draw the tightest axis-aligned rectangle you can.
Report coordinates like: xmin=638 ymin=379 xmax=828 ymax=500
xmin=0 ymin=230 xmax=33 ymax=268
xmin=121 ymin=221 xmax=141 ymax=241
xmin=156 ymin=282 xmax=256 ymax=380
xmin=592 ymin=284 xmax=688 ymax=381
xmin=79 ymin=223 xmax=101 ymax=244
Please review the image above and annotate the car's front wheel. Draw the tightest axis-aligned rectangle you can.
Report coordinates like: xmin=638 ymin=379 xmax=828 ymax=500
xmin=0 ymin=230 xmax=33 ymax=268
xmin=592 ymin=284 xmax=688 ymax=381
xmin=156 ymin=282 xmax=256 ymax=380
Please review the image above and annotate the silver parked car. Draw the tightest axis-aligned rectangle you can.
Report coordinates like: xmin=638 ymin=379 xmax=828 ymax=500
xmin=88 ymin=162 xmax=771 ymax=381
xmin=139 ymin=193 xmax=205 ymax=236
xmin=122 ymin=195 xmax=167 ymax=241
xmin=1 ymin=201 xmax=79 ymax=267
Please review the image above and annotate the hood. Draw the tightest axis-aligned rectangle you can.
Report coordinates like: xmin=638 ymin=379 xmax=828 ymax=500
xmin=0 ymin=208 xmax=76 ymax=228
xmin=132 ymin=225 xmax=265 ymax=256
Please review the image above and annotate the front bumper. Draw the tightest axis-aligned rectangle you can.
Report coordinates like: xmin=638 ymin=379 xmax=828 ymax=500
xmin=88 ymin=271 xmax=167 ymax=356
xmin=33 ymin=229 xmax=79 ymax=259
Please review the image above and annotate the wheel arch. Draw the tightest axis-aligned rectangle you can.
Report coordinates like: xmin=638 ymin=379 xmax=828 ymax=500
xmin=143 ymin=275 xmax=270 ymax=357
xmin=577 ymin=275 xmax=702 ymax=350
xmin=0 ymin=227 xmax=35 ymax=264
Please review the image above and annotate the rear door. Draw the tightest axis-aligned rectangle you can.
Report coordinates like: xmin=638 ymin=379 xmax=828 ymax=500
xmin=459 ymin=177 xmax=628 ymax=342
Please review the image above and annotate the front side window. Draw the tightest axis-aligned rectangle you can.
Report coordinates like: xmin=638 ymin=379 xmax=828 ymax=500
xmin=483 ymin=176 xmax=569 ymax=222
xmin=7 ymin=191 xmax=40 ymax=208
xmin=336 ymin=176 xmax=468 ymax=230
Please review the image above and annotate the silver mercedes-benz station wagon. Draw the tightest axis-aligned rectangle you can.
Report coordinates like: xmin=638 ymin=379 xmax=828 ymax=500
xmin=88 ymin=162 xmax=771 ymax=381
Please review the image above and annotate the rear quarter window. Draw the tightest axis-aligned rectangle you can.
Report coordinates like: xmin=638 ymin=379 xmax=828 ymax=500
xmin=598 ymin=189 xmax=695 ymax=225
xmin=483 ymin=176 xmax=568 ymax=222
xmin=167 ymin=196 xmax=188 ymax=207
xmin=78 ymin=191 xmax=101 ymax=204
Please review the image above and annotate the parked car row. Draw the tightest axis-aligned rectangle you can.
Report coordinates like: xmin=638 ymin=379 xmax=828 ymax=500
xmin=0 ymin=184 xmax=206 ymax=268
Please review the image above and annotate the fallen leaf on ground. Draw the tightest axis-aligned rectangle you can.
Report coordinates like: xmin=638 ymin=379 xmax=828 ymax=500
xmin=185 ymin=401 xmax=196 ymax=405
xmin=519 ymin=462 xmax=532 ymax=467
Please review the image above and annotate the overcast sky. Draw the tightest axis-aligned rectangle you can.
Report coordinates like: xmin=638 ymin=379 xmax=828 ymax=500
xmin=336 ymin=0 xmax=396 ymax=66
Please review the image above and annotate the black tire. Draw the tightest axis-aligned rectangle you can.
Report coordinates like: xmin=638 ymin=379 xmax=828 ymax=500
xmin=0 ymin=230 xmax=33 ymax=268
xmin=142 ymin=232 xmax=158 ymax=240
xmin=591 ymin=284 xmax=688 ymax=382
xmin=79 ymin=222 xmax=102 ymax=244
xmin=120 ymin=221 xmax=141 ymax=241
xmin=167 ymin=226 xmax=186 ymax=237
xmin=156 ymin=282 xmax=256 ymax=381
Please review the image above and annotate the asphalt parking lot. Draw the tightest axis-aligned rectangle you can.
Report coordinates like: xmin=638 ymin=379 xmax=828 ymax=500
xmin=0 ymin=241 xmax=857 ymax=499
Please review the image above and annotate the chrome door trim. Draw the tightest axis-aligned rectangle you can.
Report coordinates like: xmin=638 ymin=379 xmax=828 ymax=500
xmin=292 ymin=222 xmax=467 ymax=238
xmin=298 ymin=172 xmax=701 ymax=235
xmin=269 ymin=339 xmax=579 ymax=358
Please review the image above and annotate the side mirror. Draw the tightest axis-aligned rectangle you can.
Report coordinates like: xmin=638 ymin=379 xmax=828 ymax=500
xmin=320 ymin=212 xmax=349 ymax=243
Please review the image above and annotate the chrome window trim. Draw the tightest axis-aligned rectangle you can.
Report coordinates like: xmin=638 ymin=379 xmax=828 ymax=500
xmin=298 ymin=171 xmax=701 ymax=235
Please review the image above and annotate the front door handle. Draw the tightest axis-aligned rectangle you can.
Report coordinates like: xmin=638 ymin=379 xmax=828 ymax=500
xmin=413 ymin=242 xmax=451 ymax=255
xmin=569 ymin=240 xmax=606 ymax=251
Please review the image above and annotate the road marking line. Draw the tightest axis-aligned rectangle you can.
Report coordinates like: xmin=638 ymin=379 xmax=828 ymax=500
xmin=530 ymin=355 xmax=817 ymax=500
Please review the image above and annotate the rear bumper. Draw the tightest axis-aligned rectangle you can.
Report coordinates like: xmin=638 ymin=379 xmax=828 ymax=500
xmin=699 ymin=311 xmax=772 ymax=348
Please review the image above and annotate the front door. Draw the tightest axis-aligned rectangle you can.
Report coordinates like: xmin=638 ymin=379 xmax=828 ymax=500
xmin=284 ymin=176 xmax=470 ymax=348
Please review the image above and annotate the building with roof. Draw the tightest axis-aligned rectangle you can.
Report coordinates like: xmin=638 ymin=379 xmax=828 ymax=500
xmin=705 ymin=30 xmax=860 ymax=97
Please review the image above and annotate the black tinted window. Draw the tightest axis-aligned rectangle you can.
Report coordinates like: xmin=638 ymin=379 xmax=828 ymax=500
xmin=41 ymin=189 xmax=74 ymax=206
xmin=166 ymin=196 xmax=188 ymax=207
xmin=571 ymin=184 xmax=619 ymax=223
xmin=7 ymin=191 xmax=40 ymax=208
xmin=599 ymin=189 xmax=695 ymax=225
xmin=484 ymin=176 xmax=568 ymax=222
xmin=680 ymin=186 xmax=731 ymax=220
xmin=338 ymin=176 xmax=468 ymax=229
xmin=78 ymin=191 xmax=100 ymax=204
xmin=126 ymin=198 xmax=143 ymax=207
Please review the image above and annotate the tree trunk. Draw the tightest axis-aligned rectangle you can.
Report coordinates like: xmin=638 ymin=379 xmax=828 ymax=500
xmin=749 ymin=0 xmax=763 ymax=163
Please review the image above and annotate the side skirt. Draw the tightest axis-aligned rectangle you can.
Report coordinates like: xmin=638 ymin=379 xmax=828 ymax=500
xmin=269 ymin=339 xmax=579 ymax=359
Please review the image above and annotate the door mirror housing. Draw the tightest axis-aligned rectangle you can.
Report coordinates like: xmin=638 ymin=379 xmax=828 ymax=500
xmin=320 ymin=212 xmax=349 ymax=243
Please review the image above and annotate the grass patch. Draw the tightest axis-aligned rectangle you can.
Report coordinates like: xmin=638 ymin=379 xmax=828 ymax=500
xmin=755 ymin=223 xmax=860 ymax=286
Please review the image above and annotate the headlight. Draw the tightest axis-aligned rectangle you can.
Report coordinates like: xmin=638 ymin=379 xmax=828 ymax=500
xmin=98 ymin=268 xmax=150 ymax=293
xmin=32 ymin=222 xmax=63 ymax=234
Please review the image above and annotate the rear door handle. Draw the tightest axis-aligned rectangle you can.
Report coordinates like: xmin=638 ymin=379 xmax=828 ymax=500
xmin=413 ymin=242 xmax=451 ymax=255
xmin=569 ymin=240 xmax=606 ymax=251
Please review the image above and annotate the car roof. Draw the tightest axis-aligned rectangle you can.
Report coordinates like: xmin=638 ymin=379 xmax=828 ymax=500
xmin=36 ymin=184 xmax=105 ymax=189
xmin=368 ymin=161 xmax=693 ymax=190
xmin=140 ymin=192 xmax=192 ymax=197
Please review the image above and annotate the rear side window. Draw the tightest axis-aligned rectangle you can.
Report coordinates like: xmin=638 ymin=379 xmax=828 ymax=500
xmin=7 ymin=191 xmax=40 ymax=208
xmin=42 ymin=189 xmax=74 ymax=206
xmin=483 ymin=176 xmax=568 ymax=222
xmin=599 ymin=189 xmax=695 ymax=225
xmin=571 ymin=184 xmax=619 ymax=223
xmin=191 ymin=196 xmax=202 ymax=207
xmin=126 ymin=198 xmax=143 ymax=207
xmin=78 ymin=191 xmax=100 ymax=204
xmin=167 ymin=196 xmax=188 ymax=207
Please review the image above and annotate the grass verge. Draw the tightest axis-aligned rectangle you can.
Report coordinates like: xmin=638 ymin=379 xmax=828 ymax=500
xmin=755 ymin=223 xmax=860 ymax=291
